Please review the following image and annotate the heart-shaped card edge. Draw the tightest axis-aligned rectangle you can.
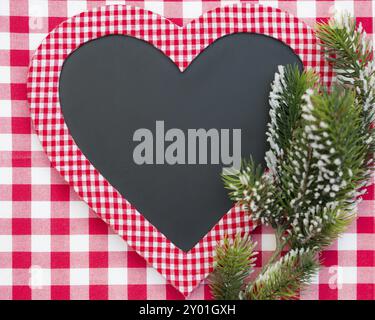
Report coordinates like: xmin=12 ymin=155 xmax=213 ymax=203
xmin=26 ymin=3 xmax=332 ymax=296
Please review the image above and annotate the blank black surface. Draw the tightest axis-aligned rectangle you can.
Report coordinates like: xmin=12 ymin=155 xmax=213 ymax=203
xmin=59 ymin=33 xmax=302 ymax=251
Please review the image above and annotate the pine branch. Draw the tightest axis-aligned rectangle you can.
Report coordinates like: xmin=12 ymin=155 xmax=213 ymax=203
xmin=222 ymin=66 xmax=320 ymax=231
xmin=316 ymin=14 xmax=373 ymax=75
xmin=222 ymin=159 xmax=282 ymax=228
xmin=222 ymin=158 xmax=264 ymax=203
xmin=282 ymin=88 xmax=365 ymax=249
xmin=209 ymin=234 xmax=257 ymax=300
xmin=298 ymin=206 xmax=354 ymax=249
xmin=316 ymin=14 xmax=375 ymax=154
xmin=216 ymin=14 xmax=375 ymax=301
xmin=266 ymin=65 xmax=318 ymax=179
xmin=243 ymin=247 xmax=319 ymax=300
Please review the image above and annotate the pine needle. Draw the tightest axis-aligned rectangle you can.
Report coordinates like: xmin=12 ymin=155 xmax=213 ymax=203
xmin=209 ymin=234 xmax=258 ymax=300
xmin=244 ymin=247 xmax=319 ymax=300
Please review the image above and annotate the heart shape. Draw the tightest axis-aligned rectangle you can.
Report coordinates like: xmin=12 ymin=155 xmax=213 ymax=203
xmin=27 ymin=4 xmax=330 ymax=296
xmin=58 ymin=33 xmax=302 ymax=252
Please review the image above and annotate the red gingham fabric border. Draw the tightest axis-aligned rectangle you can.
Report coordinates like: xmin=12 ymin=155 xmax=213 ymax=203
xmin=26 ymin=3 xmax=331 ymax=296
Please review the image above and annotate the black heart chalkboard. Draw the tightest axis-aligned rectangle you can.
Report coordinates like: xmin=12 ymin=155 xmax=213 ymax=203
xmin=59 ymin=33 xmax=302 ymax=251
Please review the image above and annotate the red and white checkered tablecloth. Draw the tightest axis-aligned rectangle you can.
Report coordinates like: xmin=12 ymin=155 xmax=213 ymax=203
xmin=0 ymin=0 xmax=374 ymax=300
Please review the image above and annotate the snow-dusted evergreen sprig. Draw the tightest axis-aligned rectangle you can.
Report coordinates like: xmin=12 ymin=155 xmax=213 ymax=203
xmin=209 ymin=234 xmax=258 ymax=300
xmin=316 ymin=13 xmax=375 ymax=152
xmin=267 ymin=65 xmax=286 ymax=173
xmin=222 ymin=159 xmax=283 ymax=228
xmin=210 ymin=14 xmax=375 ymax=301
xmin=242 ymin=247 xmax=319 ymax=300
xmin=266 ymin=65 xmax=318 ymax=179
xmin=283 ymin=88 xmax=365 ymax=248
xmin=317 ymin=12 xmax=373 ymax=83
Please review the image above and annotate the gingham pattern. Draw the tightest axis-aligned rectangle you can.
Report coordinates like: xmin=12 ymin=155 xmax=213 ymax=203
xmin=0 ymin=0 xmax=374 ymax=300
xmin=26 ymin=3 xmax=331 ymax=296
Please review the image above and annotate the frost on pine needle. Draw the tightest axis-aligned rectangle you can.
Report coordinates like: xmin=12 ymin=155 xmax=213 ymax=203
xmin=266 ymin=65 xmax=318 ymax=181
xmin=243 ymin=247 xmax=319 ymax=300
xmin=316 ymin=13 xmax=375 ymax=131
xmin=284 ymin=88 xmax=367 ymax=248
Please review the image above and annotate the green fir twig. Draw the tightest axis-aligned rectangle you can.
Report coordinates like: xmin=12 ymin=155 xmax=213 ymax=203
xmin=209 ymin=234 xmax=257 ymax=300
xmin=210 ymin=13 xmax=375 ymax=301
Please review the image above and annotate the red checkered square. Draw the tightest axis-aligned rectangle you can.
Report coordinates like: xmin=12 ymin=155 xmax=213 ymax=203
xmin=12 ymin=218 xmax=31 ymax=235
xmin=319 ymin=284 xmax=338 ymax=300
xmin=320 ymin=250 xmax=338 ymax=267
xmin=47 ymin=17 xmax=66 ymax=32
xmin=357 ymin=17 xmax=373 ymax=34
xmin=51 ymin=218 xmax=70 ymax=235
xmin=166 ymin=284 xmax=186 ymax=300
xmin=89 ymin=218 xmax=110 ymax=235
xmin=12 ymin=151 xmax=31 ymax=167
xmin=128 ymin=284 xmax=147 ymax=299
xmin=11 ymin=117 xmax=30 ymax=134
xmin=10 ymin=83 xmax=27 ymax=100
xmin=89 ymin=252 xmax=108 ymax=268
xmin=357 ymin=217 xmax=374 ymax=233
xmin=357 ymin=284 xmax=375 ymax=300
xmin=12 ymin=286 xmax=31 ymax=300
xmin=51 ymin=285 xmax=70 ymax=300
xmin=90 ymin=285 xmax=109 ymax=300
xmin=127 ymin=251 xmax=147 ymax=268
xmin=9 ymin=17 xmax=29 ymax=34
xmin=12 ymin=185 xmax=31 ymax=201
xmin=50 ymin=185 xmax=70 ymax=201
xmin=10 ymin=50 xmax=29 ymax=67
xmin=12 ymin=252 xmax=31 ymax=268
xmin=51 ymin=252 xmax=70 ymax=268
xmin=357 ymin=250 xmax=374 ymax=267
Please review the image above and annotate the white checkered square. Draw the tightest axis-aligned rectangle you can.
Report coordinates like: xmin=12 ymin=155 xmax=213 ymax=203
xmin=297 ymin=1 xmax=317 ymax=18
xmin=0 ymin=0 xmax=9 ymax=17
xmin=29 ymin=266 xmax=51 ymax=288
xmin=0 ymin=168 xmax=12 ymax=185
xmin=0 ymin=66 xmax=10 ymax=84
xmin=0 ymin=134 xmax=12 ymax=151
xmin=144 ymin=2 xmax=164 ymax=16
xmin=29 ymin=0 xmax=49 ymax=17
xmin=182 ymin=1 xmax=202 ymax=19
xmin=67 ymin=0 xmax=87 ymax=17
xmin=70 ymin=235 xmax=90 ymax=252
xmin=108 ymin=234 xmax=128 ymax=252
xmin=0 ymin=100 xmax=11 ymax=117
xmin=108 ymin=268 xmax=128 ymax=285
xmin=31 ymin=167 xmax=51 ymax=185
xmin=0 ymin=235 xmax=12 ymax=252
xmin=338 ymin=233 xmax=357 ymax=251
xmin=31 ymin=201 xmax=51 ymax=219
xmin=0 ymin=269 xmax=12 ymax=286
xmin=69 ymin=201 xmax=90 ymax=219
xmin=147 ymin=267 xmax=166 ymax=284
xmin=29 ymin=33 xmax=47 ymax=50
xmin=31 ymin=235 xmax=51 ymax=252
xmin=31 ymin=134 xmax=43 ymax=151
xmin=70 ymin=268 xmax=90 ymax=285
xmin=0 ymin=32 xmax=10 ymax=50
xmin=334 ymin=1 xmax=355 ymax=16
xmin=0 ymin=201 xmax=12 ymax=219
xmin=261 ymin=234 xmax=277 ymax=251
